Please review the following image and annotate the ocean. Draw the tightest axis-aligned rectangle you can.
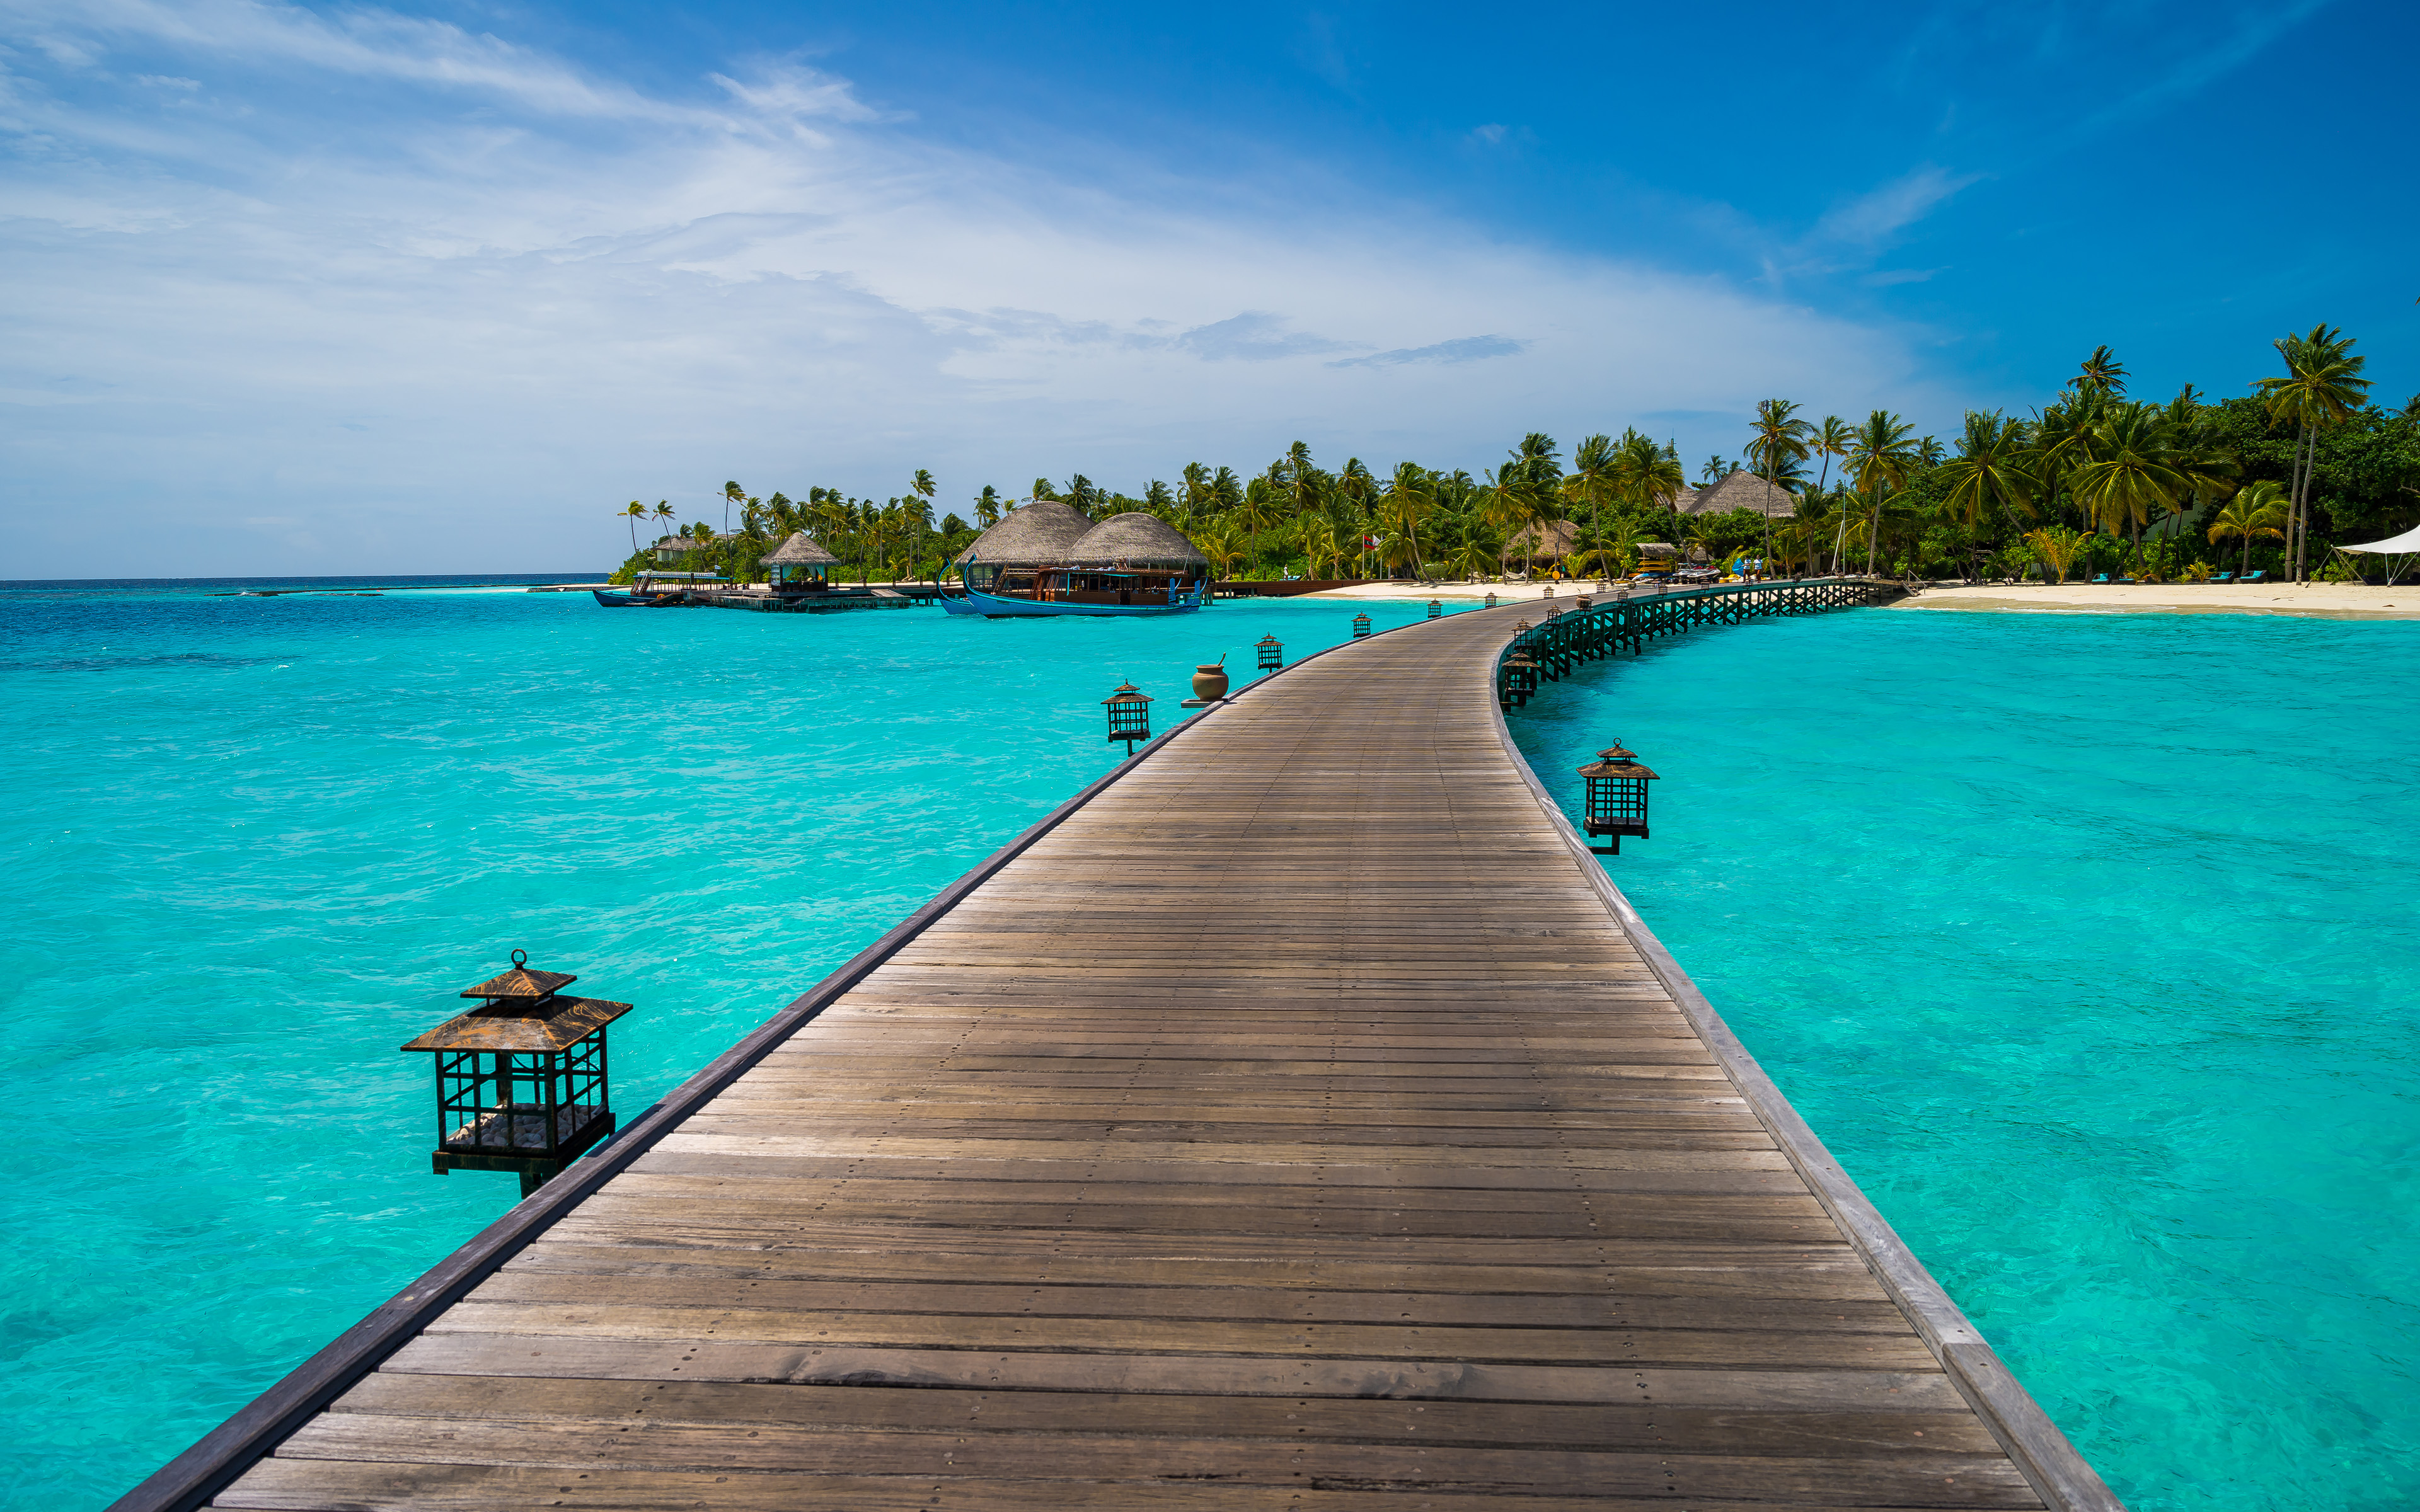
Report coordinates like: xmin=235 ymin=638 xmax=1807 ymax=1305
xmin=3 ymin=579 xmax=2411 ymax=1508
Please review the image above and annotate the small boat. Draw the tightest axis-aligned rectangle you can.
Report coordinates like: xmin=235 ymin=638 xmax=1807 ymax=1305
xmin=590 ymin=571 xmax=724 ymax=609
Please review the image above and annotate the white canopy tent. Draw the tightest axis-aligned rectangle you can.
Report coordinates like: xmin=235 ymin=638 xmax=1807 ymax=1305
xmin=2336 ymin=523 xmax=2420 ymax=554
xmin=2331 ymin=522 xmax=2420 ymax=584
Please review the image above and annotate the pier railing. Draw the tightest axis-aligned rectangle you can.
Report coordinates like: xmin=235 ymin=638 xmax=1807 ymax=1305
xmin=1499 ymin=576 xmax=1888 ymax=707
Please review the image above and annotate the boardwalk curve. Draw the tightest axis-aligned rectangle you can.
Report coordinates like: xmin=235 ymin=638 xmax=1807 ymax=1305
xmin=125 ymin=588 xmax=2120 ymax=1511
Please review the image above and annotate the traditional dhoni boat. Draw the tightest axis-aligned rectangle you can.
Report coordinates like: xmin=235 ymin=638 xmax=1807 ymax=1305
xmin=943 ymin=504 xmax=1209 ymax=617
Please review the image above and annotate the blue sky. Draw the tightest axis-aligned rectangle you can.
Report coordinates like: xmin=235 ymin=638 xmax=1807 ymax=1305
xmin=2 ymin=0 xmax=2411 ymax=575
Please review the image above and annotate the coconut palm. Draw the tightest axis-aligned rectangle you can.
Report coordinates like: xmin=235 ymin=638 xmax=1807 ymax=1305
xmin=1747 ymin=399 xmax=1812 ymax=579
xmin=1563 ymin=433 xmax=1618 ymax=572
xmin=1194 ymin=529 xmax=1244 ymax=581
xmin=2074 ymin=345 xmax=2128 ymax=394
xmin=2208 ymin=482 xmax=2291 ymax=576
xmin=722 ymin=481 xmax=744 ymax=537
xmin=1209 ymin=466 xmax=1243 ymax=515
xmin=975 ymin=484 xmax=1002 ymax=528
xmin=1934 ymin=411 xmax=2040 ymax=558
xmin=1845 ymin=411 xmax=1920 ymax=575
xmin=619 ymin=500 xmax=647 ymax=556
xmin=1291 ymin=517 xmax=1333 ymax=578
xmin=1612 ymin=428 xmax=1685 ymax=531
xmin=1384 ymin=462 xmax=1437 ymax=578
xmin=2069 ymin=402 xmax=2194 ymax=561
xmin=1178 ymin=463 xmax=1213 ymax=520
xmin=2024 ymin=525 xmax=2090 ymax=584
xmin=2254 ymin=324 xmax=2370 ymax=580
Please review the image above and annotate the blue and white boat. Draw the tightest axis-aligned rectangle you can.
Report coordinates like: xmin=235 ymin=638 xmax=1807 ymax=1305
xmin=942 ymin=506 xmax=1209 ymax=619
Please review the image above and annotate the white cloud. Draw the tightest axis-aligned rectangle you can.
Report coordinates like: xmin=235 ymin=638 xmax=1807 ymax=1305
xmin=0 ymin=0 xmax=1955 ymax=576
xmin=1811 ymin=164 xmax=1982 ymax=251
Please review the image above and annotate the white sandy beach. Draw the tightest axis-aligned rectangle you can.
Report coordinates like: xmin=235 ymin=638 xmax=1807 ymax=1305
xmin=1887 ymin=580 xmax=2420 ymax=619
xmin=1295 ymin=580 xmax=1605 ymax=604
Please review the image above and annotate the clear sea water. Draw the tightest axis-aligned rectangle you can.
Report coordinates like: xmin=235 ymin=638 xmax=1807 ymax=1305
xmin=1 ymin=580 xmax=2411 ymax=1509
xmin=1511 ymin=607 xmax=2420 ymax=1511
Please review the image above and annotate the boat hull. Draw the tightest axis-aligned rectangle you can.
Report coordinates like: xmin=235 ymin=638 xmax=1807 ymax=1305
xmin=940 ymin=583 xmax=1203 ymax=617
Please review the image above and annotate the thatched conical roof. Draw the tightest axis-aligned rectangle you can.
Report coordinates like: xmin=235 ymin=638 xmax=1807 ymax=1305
xmin=953 ymin=499 xmax=1093 ymax=566
xmin=1502 ymin=520 xmax=1582 ymax=558
xmin=1066 ymin=512 xmax=1207 ymax=568
xmin=1684 ymin=471 xmax=1796 ymax=518
xmin=763 ymin=530 xmax=838 ymax=565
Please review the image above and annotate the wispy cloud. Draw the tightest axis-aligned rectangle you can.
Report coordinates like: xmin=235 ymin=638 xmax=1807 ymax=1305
xmin=1329 ymin=335 xmax=1526 ymax=369
xmin=0 ymin=0 xmax=1945 ymax=575
xmin=1811 ymin=164 xmax=1981 ymax=251
xmin=1173 ymin=312 xmax=1351 ymax=362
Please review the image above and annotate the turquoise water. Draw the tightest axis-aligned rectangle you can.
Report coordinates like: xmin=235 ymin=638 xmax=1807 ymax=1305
xmin=0 ymin=578 xmax=1416 ymax=1509
xmin=5 ymin=585 xmax=2412 ymax=1509
xmin=1510 ymin=607 xmax=2420 ymax=1510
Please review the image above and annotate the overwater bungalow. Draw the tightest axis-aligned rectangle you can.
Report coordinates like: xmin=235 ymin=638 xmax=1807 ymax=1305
xmin=945 ymin=503 xmax=1207 ymax=617
xmin=763 ymin=530 xmax=839 ymax=593
xmin=950 ymin=499 xmax=1094 ymax=597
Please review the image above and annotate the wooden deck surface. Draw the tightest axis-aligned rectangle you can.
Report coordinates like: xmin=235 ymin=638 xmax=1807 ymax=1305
xmin=215 ymin=603 xmax=2074 ymax=1510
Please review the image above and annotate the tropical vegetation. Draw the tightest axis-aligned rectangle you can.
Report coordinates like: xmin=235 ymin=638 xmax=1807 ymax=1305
xmin=615 ymin=328 xmax=2420 ymax=587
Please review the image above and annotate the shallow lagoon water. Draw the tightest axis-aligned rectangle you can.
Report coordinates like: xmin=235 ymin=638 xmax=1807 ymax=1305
xmin=3 ymin=584 xmax=2413 ymax=1509
xmin=0 ymin=578 xmax=1414 ymax=1508
xmin=1511 ymin=607 xmax=2420 ymax=1511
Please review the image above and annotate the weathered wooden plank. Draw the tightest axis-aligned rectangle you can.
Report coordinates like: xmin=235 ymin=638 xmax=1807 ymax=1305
xmin=382 ymin=1331 xmax=1959 ymax=1409
xmin=330 ymin=1374 xmax=2006 ymax=1455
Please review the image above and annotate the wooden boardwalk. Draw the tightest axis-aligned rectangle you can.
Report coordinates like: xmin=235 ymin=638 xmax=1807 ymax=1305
xmin=161 ymin=594 xmax=2117 ymax=1511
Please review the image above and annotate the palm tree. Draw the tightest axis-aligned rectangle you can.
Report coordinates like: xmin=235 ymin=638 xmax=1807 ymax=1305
xmin=2073 ymin=345 xmax=2128 ymax=395
xmin=1612 ymin=428 xmax=1685 ymax=534
xmin=2254 ymin=323 xmax=2370 ymax=580
xmin=1178 ymin=463 xmax=1212 ymax=521
xmin=1563 ymin=433 xmax=1618 ymax=577
xmin=2024 ymin=525 xmax=2090 ymax=584
xmin=1195 ymin=529 xmax=1244 ymax=581
xmin=1747 ymin=399 xmax=1812 ymax=580
xmin=723 ymin=481 xmax=744 ymax=538
xmin=975 ymin=485 xmax=1002 ymax=528
xmin=650 ymin=501 xmax=676 ymax=562
xmin=1934 ymin=411 xmax=2039 ymax=577
xmin=2070 ymin=402 xmax=2194 ymax=563
xmin=1286 ymin=441 xmax=1319 ymax=520
xmin=2208 ymin=482 xmax=2290 ymax=576
xmin=619 ymin=500 xmax=647 ymax=556
xmin=1384 ymin=462 xmax=1436 ymax=578
xmin=1845 ymin=411 xmax=1918 ymax=575
xmin=1809 ymin=417 xmax=1852 ymax=510
xmin=1209 ymin=466 xmax=1243 ymax=515
xmin=911 ymin=469 xmax=937 ymax=581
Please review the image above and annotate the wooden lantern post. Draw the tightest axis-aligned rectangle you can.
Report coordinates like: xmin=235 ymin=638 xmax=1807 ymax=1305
xmin=401 ymin=951 xmax=633 ymax=1199
xmin=1577 ymin=743 xmax=1659 ymax=855
xmin=1103 ymin=681 xmax=1153 ymax=750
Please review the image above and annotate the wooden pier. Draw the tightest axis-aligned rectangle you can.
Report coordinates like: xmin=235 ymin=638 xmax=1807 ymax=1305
xmin=125 ymin=583 xmax=2119 ymax=1512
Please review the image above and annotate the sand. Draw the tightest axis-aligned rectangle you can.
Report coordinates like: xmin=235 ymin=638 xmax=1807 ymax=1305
xmin=1293 ymin=580 xmax=1607 ymax=604
xmin=1886 ymin=580 xmax=2420 ymax=620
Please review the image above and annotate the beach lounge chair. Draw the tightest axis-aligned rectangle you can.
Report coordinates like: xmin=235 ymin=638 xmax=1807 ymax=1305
xmin=2240 ymin=570 xmax=2267 ymax=583
xmin=2211 ymin=571 xmax=2234 ymax=583
xmin=2090 ymin=573 xmax=2112 ymax=585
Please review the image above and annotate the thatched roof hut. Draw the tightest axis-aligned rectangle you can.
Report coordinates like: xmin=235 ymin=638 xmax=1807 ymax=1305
xmin=1502 ymin=520 xmax=1582 ymax=559
xmin=952 ymin=500 xmax=1093 ymax=567
xmin=1066 ymin=512 xmax=1207 ymax=569
xmin=763 ymin=531 xmax=838 ymax=566
xmin=1683 ymin=471 xmax=1797 ymax=519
